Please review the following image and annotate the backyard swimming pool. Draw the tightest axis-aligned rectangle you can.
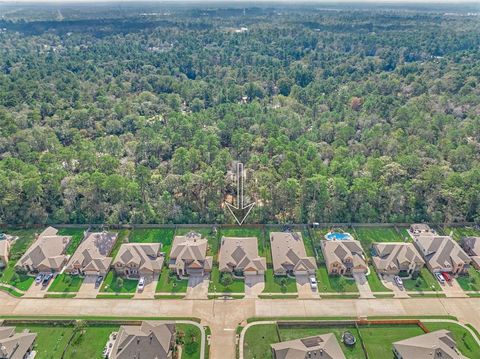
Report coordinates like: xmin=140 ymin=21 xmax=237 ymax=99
xmin=325 ymin=232 xmax=353 ymax=241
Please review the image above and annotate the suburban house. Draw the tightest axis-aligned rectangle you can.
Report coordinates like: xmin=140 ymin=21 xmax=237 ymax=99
xmin=113 ymin=243 xmax=165 ymax=278
xmin=321 ymin=239 xmax=368 ymax=276
xmin=271 ymin=334 xmax=346 ymax=359
xmin=413 ymin=235 xmax=470 ymax=274
xmin=393 ymin=330 xmax=467 ymax=359
xmin=169 ymin=232 xmax=213 ymax=277
xmin=372 ymin=242 xmax=425 ymax=276
xmin=0 ymin=236 xmax=12 ymax=268
xmin=16 ymin=226 xmax=71 ymax=273
xmin=460 ymin=236 xmax=480 ymax=270
xmin=409 ymin=223 xmax=435 ymax=238
xmin=218 ymin=236 xmax=266 ymax=276
xmin=0 ymin=326 xmax=37 ymax=359
xmin=270 ymin=232 xmax=317 ymax=276
xmin=109 ymin=321 xmax=176 ymax=359
xmin=65 ymin=231 xmax=117 ymax=276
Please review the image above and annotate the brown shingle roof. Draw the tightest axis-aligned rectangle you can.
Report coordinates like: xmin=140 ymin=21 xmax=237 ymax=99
xmin=219 ymin=237 xmax=266 ymax=273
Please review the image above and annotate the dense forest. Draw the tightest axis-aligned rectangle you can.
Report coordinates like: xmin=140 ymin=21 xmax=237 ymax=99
xmin=0 ymin=4 xmax=479 ymax=225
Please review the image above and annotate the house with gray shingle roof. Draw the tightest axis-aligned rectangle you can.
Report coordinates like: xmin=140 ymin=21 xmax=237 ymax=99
xmin=113 ymin=243 xmax=165 ymax=278
xmin=372 ymin=242 xmax=425 ymax=276
xmin=169 ymin=232 xmax=213 ymax=277
xmin=393 ymin=330 xmax=467 ymax=359
xmin=271 ymin=334 xmax=346 ymax=359
xmin=460 ymin=236 xmax=480 ymax=270
xmin=321 ymin=239 xmax=368 ymax=276
xmin=270 ymin=232 xmax=317 ymax=276
xmin=219 ymin=237 xmax=266 ymax=276
xmin=109 ymin=321 xmax=175 ymax=359
xmin=16 ymin=227 xmax=71 ymax=273
xmin=414 ymin=236 xmax=470 ymax=274
xmin=65 ymin=231 xmax=117 ymax=276
xmin=0 ymin=326 xmax=37 ymax=359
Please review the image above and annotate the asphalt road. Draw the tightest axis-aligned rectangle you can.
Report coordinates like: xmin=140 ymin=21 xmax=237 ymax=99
xmin=0 ymin=293 xmax=479 ymax=359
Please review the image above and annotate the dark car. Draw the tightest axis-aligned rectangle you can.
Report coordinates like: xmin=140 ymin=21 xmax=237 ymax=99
xmin=42 ymin=274 xmax=53 ymax=286
xmin=95 ymin=275 xmax=104 ymax=288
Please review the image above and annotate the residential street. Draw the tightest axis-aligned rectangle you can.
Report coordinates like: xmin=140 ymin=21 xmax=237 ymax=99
xmin=0 ymin=293 xmax=480 ymax=359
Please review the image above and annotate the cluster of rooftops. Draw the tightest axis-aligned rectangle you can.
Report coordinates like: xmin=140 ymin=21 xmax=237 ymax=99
xmin=271 ymin=329 xmax=468 ymax=359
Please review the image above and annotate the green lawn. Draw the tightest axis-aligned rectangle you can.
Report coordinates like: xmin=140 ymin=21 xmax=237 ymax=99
xmin=360 ymin=324 xmax=425 ymax=358
xmin=424 ymin=322 xmax=480 ymax=358
xmin=63 ymin=324 xmax=117 ymax=359
xmin=175 ymin=227 xmax=219 ymax=257
xmin=209 ymin=267 xmax=244 ymax=293
xmin=366 ymin=266 xmax=392 ymax=292
xmin=243 ymin=323 xmax=280 ymax=359
xmin=109 ymin=229 xmax=130 ymax=258
xmin=403 ymin=268 xmax=442 ymax=292
xmin=354 ymin=227 xmax=407 ymax=258
xmin=58 ymin=228 xmax=86 ymax=255
xmin=457 ymin=267 xmax=480 ymax=292
xmin=177 ymin=324 xmax=202 ymax=359
xmin=263 ymin=269 xmax=297 ymax=293
xmin=47 ymin=274 xmax=84 ymax=293
xmin=316 ymin=267 xmax=358 ymax=293
xmin=130 ymin=227 xmax=175 ymax=255
xmin=156 ymin=267 xmax=188 ymax=293
xmin=444 ymin=227 xmax=480 ymax=241
xmin=100 ymin=271 xmax=138 ymax=293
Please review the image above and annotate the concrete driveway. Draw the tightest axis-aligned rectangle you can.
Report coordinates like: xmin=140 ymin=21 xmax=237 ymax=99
xmin=353 ymin=273 xmax=374 ymax=298
xmin=185 ymin=274 xmax=210 ymax=299
xmin=76 ymin=275 xmax=101 ymax=298
xmin=24 ymin=278 xmax=50 ymax=298
xmin=134 ymin=274 xmax=158 ymax=299
xmin=295 ymin=274 xmax=319 ymax=299
xmin=244 ymin=275 xmax=264 ymax=298
xmin=382 ymin=275 xmax=410 ymax=298
xmin=441 ymin=278 xmax=468 ymax=298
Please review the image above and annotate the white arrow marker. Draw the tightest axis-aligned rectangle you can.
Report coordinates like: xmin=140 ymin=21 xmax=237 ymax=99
xmin=224 ymin=162 xmax=255 ymax=226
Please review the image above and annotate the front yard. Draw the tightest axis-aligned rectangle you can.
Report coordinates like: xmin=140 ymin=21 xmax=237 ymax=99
xmin=100 ymin=271 xmax=138 ymax=294
xmin=402 ymin=268 xmax=442 ymax=292
xmin=316 ymin=267 xmax=358 ymax=293
xmin=47 ymin=274 xmax=84 ymax=293
xmin=262 ymin=269 xmax=297 ymax=293
xmin=457 ymin=267 xmax=480 ymax=292
xmin=209 ymin=267 xmax=244 ymax=293
xmin=156 ymin=267 xmax=188 ymax=293
xmin=366 ymin=266 xmax=392 ymax=292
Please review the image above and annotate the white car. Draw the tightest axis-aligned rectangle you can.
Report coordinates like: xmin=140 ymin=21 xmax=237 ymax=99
xmin=435 ymin=272 xmax=446 ymax=285
xmin=138 ymin=277 xmax=145 ymax=291
xmin=309 ymin=276 xmax=318 ymax=290
xmin=394 ymin=276 xmax=403 ymax=288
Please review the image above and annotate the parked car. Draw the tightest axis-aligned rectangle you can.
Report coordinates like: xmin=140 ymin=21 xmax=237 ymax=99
xmin=435 ymin=272 xmax=446 ymax=285
xmin=138 ymin=277 xmax=145 ymax=291
xmin=441 ymin=272 xmax=452 ymax=282
xmin=95 ymin=275 xmax=104 ymax=288
xmin=309 ymin=276 xmax=318 ymax=290
xmin=35 ymin=274 xmax=44 ymax=284
xmin=42 ymin=274 xmax=53 ymax=286
xmin=394 ymin=275 xmax=404 ymax=288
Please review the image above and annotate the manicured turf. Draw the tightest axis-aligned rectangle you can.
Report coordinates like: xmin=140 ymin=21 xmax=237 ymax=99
xmin=177 ymin=323 xmax=202 ymax=359
xmin=262 ymin=269 xmax=297 ymax=293
xmin=402 ymin=268 xmax=442 ymax=292
xmin=444 ymin=226 xmax=480 ymax=241
xmin=100 ymin=271 xmax=138 ymax=293
xmin=316 ymin=267 xmax=358 ymax=293
xmin=424 ymin=322 xmax=480 ymax=358
xmin=129 ymin=227 xmax=175 ymax=254
xmin=175 ymin=226 xmax=219 ymax=257
xmin=354 ymin=227 xmax=407 ymax=258
xmin=457 ymin=267 xmax=480 ymax=292
xmin=209 ymin=267 xmax=244 ymax=293
xmin=47 ymin=274 xmax=84 ymax=293
xmin=109 ymin=229 xmax=130 ymax=258
xmin=366 ymin=266 xmax=392 ymax=292
xmin=63 ymin=324 xmax=118 ymax=359
xmin=156 ymin=268 xmax=188 ymax=293
xmin=243 ymin=323 xmax=280 ymax=359
xmin=58 ymin=228 xmax=86 ymax=255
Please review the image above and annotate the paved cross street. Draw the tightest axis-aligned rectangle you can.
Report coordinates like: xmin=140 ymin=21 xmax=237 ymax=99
xmin=1 ymin=292 xmax=480 ymax=359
